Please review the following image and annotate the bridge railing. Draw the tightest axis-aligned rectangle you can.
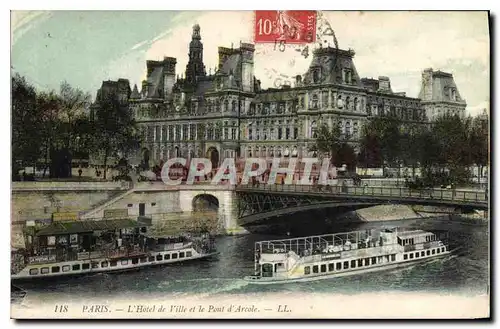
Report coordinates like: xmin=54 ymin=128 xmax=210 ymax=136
xmin=236 ymin=184 xmax=488 ymax=203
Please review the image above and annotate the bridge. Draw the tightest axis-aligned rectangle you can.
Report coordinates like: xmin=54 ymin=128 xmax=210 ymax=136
xmin=235 ymin=184 xmax=488 ymax=225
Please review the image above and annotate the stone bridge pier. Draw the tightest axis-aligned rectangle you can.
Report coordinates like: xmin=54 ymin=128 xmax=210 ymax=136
xmin=178 ymin=187 xmax=242 ymax=234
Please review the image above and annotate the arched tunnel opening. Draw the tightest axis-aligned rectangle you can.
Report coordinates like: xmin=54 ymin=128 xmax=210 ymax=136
xmin=189 ymin=194 xmax=221 ymax=233
xmin=192 ymin=194 xmax=220 ymax=212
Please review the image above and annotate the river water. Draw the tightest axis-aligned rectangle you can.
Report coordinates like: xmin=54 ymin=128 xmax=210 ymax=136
xmin=14 ymin=220 xmax=489 ymax=303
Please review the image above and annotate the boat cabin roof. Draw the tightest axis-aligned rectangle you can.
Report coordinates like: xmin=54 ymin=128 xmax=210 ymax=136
xmin=397 ymin=230 xmax=431 ymax=238
xmin=32 ymin=218 xmax=152 ymax=236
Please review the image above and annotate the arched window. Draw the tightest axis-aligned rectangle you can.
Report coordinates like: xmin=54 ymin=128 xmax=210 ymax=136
xmin=354 ymin=97 xmax=358 ymax=111
xmin=292 ymin=146 xmax=298 ymax=157
xmin=353 ymin=122 xmax=359 ymax=138
xmin=346 ymin=96 xmax=351 ymax=111
xmin=248 ymin=103 xmax=255 ymax=115
xmin=311 ymin=94 xmax=319 ymax=109
xmin=248 ymin=123 xmax=253 ymax=140
xmin=262 ymin=146 xmax=267 ymax=158
xmin=215 ymin=99 xmax=221 ymax=112
xmin=379 ymin=103 xmax=385 ymax=116
xmin=345 ymin=121 xmax=351 ymax=139
xmin=337 ymin=95 xmax=343 ymax=109
xmin=207 ymin=124 xmax=214 ymax=140
xmin=232 ymin=100 xmax=237 ymax=112
xmin=311 ymin=121 xmax=318 ymax=138
xmin=262 ymin=103 xmax=269 ymax=115
xmin=284 ymin=147 xmax=290 ymax=157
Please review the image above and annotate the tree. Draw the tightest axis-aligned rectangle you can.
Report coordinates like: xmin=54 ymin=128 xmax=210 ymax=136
xmin=400 ymin=122 xmax=428 ymax=178
xmin=12 ymin=74 xmax=44 ymax=179
xmin=358 ymin=117 xmax=401 ymax=174
xmin=469 ymin=115 xmax=489 ymax=182
xmin=432 ymin=114 xmax=473 ymax=184
xmin=335 ymin=142 xmax=357 ymax=171
xmin=58 ymin=81 xmax=92 ymax=150
xmin=358 ymin=126 xmax=383 ymax=169
xmin=93 ymin=91 xmax=140 ymax=179
xmin=36 ymin=91 xmax=62 ymax=177
xmin=310 ymin=122 xmax=340 ymax=159
xmin=311 ymin=121 xmax=357 ymax=170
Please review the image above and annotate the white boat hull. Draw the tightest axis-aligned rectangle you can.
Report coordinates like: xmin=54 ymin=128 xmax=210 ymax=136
xmin=244 ymin=249 xmax=455 ymax=285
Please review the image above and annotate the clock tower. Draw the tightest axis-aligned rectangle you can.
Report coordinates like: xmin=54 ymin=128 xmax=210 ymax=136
xmin=185 ymin=24 xmax=207 ymax=84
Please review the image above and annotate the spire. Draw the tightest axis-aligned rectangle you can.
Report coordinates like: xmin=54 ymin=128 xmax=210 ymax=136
xmin=192 ymin=24 xmax=201 ymax=40
xmin=130 ymin=84 xmax=140 ymax=99
xmin=186 ymin=23 xmax=206 ymax=84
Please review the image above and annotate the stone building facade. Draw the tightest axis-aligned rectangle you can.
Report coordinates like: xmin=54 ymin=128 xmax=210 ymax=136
xmin=92 ymin=24 xmax=466 ymax=169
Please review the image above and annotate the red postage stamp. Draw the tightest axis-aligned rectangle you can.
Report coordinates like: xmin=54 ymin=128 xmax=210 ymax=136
xmin=254 ymin=10 xmax=317 ymax=44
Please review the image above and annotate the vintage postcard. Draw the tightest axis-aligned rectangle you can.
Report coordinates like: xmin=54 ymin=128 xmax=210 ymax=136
xmin=10 ymin=10 xmax=490 ymax=319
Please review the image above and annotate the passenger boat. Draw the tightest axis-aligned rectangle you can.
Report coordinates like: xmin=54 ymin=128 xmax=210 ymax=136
xmin=244 ymin=227 xmax=453 ymax=284
xmin=11 ymin=216 xmax=218 ymax=281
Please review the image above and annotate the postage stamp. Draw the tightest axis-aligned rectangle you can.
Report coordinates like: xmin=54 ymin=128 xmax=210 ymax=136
xmin=254 ymin=10 xmax=317 ymax=44
xmin=9 ymin=10 xmax=490 ymax=320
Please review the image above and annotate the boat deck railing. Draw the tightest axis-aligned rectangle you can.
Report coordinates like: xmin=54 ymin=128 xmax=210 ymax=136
xmin=255 ymin=228 xmax=447 ymax=258
xmin=257 ymin=229 xmax=386 ymax=256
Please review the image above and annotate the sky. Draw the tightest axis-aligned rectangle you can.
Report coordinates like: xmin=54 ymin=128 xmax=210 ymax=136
xmin=11 ymin=10 xmax=490 ymax=116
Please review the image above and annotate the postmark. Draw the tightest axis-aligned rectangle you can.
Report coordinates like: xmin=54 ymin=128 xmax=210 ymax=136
xmin=254 ymin=10 xmax=317 ymax=44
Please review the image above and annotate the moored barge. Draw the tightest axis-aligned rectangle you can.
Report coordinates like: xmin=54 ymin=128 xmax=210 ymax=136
xmin=11 ymin=216 xmax=218 ymax=281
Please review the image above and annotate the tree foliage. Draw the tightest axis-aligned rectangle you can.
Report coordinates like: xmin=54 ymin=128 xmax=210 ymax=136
xmin=92 ymin=91 xmax=141 ymax=179
xmin=311 ymin=121 xmax=357 ymax=170
xmin=12 ymin=74 xmax=43 ymax=178
xmin=356 ymin=113 xmax=489 ymax=185
xmin=12 ymin=73 xmax=144 ymax=180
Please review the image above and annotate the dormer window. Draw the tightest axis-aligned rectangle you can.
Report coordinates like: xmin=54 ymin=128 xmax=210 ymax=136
xmin=450 ymin=88 xmax=457 ymax=101
xmin=343 ymin=69 xmax=352 ymax=84
xmin=312 ymin=69 xmax=320 ymax=84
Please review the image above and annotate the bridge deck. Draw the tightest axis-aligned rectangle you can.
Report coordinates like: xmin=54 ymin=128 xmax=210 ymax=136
xmin=235 ymin=184 xmax=488 ymax=224
xmin=236 ymin=184 xmax=488 ymax=205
